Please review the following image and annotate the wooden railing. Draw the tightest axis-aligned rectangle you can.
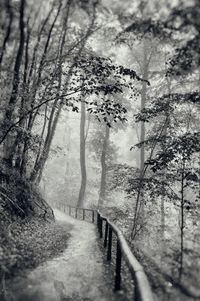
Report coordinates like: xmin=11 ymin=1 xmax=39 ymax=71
xmin=59 ymin=204 xmax=96 ymax=223
xmin=97 ymin=210 xmax=154 ymax=301
xmin=59 ymin=204 xmax=154 ymax=301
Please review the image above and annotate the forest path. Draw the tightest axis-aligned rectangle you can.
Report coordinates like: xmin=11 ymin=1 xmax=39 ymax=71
xmin=6 ymin=209 xmax=124 ymax=301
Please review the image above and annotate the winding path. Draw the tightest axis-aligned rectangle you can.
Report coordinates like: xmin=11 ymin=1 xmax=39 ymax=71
xmin=7 ymin=209 xmax=124 ymax=301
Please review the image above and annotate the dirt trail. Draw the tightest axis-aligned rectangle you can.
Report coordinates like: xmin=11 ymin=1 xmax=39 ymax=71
xmin=5 ymin=209 xmax=123 ymax=301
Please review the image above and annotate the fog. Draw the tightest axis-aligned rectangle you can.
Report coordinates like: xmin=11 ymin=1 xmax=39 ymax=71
xmin=0 ymin=0 xmax=199 ymax=300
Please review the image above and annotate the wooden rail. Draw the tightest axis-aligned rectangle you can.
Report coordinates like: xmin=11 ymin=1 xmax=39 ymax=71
xmin=59 ymin=204 xmax=95 ymax=223
xmin=97 ymin=210 xmax=154 ymax=301
xmin=59 ymin=204 xmax=154 ymax=301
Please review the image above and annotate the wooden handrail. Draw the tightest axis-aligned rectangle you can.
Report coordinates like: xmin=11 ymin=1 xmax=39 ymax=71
xmin=59 ymin=204 xmax=96 ymax=223
xmin=59 ymin=204 xmax=154 ymax=301
xmin=97 ymin=210 xmax=154 ymax=301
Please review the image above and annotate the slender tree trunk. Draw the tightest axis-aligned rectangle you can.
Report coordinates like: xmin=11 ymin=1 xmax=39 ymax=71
xmin=3 ymin=0 xmax=26 ymax=166
xmin=30 ymin=99 xmax=59 ymax=182
xmin=4 ymin=0 xmax=25 ymax=120
xmin=134 ymin=40 xmax=149 ymax=233
xmin=99 ymin=125 xmax=110 ymax=207
xmin=140 ymin=40 xmax=148 ymax=171
xmin=64 ymin=114 xmax=71 ymax=188
xmin=160 ymin=75 xmax=171 ymax=262
xmin=0 ymin=0 xmax=13 ymax=69
xmin=77 ymin=100 xmax=87 ymax=207
xmin=160 ymin=195 xmax=165 ymax=261
xmin=131 ymin=117 xmax=170 ymax=239
xmin=26 ymin=4 xmax=55 ymax=88
xmin=14 ymin=21 xmax=31 ymax=171
xmin=179 ymin=159 xmax=185 ymax=281
xmin=36 ymin=103 xmax=63 ymax=184
xmin=33 ymin=104 xmax=48 ymax=169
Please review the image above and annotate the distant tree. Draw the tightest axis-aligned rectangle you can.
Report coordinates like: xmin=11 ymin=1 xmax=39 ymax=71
xmin=77 ymin=96 xmax=87 ymax=207
xmin=88 ymin=121 xmax=118 ymax=206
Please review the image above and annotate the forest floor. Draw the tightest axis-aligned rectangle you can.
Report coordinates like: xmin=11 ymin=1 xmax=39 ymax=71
xmin=0 ymin=213 xmax=71 ymax=300
xmin=2 ymin=209 xmax=127 ymax=301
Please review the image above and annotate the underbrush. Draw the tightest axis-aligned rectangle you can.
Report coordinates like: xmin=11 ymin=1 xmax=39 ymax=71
xmin=0 ymin=218 xmax=71 ymax=281
xmin=101 ymin=198 xmax=200 ymax=301
xmin=0 ymin=162 xmax=71 ymax=286
xmin=0 ymin=162 xmax=54 ymax=221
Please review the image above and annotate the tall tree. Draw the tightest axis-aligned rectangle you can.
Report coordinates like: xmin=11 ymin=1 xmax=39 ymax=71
xmin=0 ymin=0 xmax=13 ymax=69
xmin=77 ymin=99 xmax=87 ymax=207
xmin=3 ymin=0 xmax=26 ymax=166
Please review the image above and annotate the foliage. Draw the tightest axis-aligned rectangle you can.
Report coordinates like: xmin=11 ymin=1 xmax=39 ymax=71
xmin=69 ymin=54 xmax=146 ymax=127
xmin=146 ymin=132 xmax=200 ymax=171
xmin=166 ymin=1 xmax=200 ymax=75
xmin=107 ymin=163 xmax=139 ymax=191
xmin=0 ymin=161 xmax=54 ymax=220
xmin=0 ymin=217 xmax=70 ymax=280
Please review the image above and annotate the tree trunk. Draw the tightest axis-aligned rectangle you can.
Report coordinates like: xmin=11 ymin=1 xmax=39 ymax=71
xmin=160 ymin=195 xmax=165 ymax=264
xmin=77 ymin=100 xmax=87 ymax=208
xmin=30 ymin=99 xmax=61 ymax=182
xmin=140 ymin=41 xmax=148 ymax=172
xmin=160 ymin=76 xmax=171 ymax=263
xmin=3 ymin=0 xmax=26 ymax=166
xmin=0 ymin=0 xmax=13 ymax=69
xmin=37 ymin=103 xmax=63 ymax=184
xmin=134 ymin=40 xmax=149 ymax=234
xmin=33 ymin=104 xmax=48 ymax=170
xmin=19 ymin=3 xmax=62 ymax=174
xmin=99 ymin=125 xmax=110 ymax=207
xmin=14 ymin=21 xmax=31 ymax=171
xmin=179 ymin=160 xmax=185 ymax=281
xmin=4 ymin=0 xmax=25 ymax=119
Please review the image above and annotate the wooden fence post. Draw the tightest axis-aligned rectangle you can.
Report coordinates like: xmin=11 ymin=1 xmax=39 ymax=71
xmin=75 ymin=208 xmax=78 ymax=218
xmin=97 ymin=212 xmax=100 ymax=231
xmin=104 ymin=221 xmax=108 ymax=248
xmin=107 ymin=227 xmax=112 ymax=261
xmin=134 ymin=280 xmax=139 ymax=301
xmin=69 ymin=206 xmax=71 ymax=216
xmin=114 ymin=239 xmax=122 ymax=291
xmin=92 ymin=210 xmax=95 ymax=223
xmin=83 ymin=209 xmax=85 ymax=220
xmin=99 ymin=217 xmax=103 ymax=238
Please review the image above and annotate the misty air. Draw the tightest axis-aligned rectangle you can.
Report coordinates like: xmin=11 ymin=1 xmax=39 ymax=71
xmin=0 ymin=0 xmax=200 ymax=300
